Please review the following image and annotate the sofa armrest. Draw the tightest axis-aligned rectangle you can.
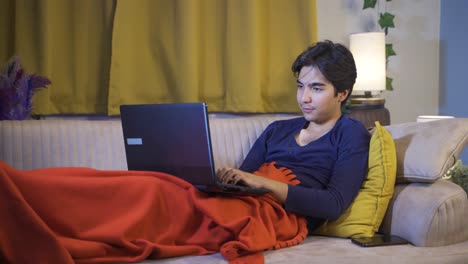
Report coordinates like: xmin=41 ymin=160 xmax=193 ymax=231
xmin=380 ymin=179 xmax=468 ymax=246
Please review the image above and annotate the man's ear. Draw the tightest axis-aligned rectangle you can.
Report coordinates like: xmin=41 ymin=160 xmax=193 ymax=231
xmin=338 ymin=89 xmax=350 ymax=102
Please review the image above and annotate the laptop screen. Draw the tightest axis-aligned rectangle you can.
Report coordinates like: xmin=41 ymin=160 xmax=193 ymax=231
xmin=120 ymin=103 xmax=217 ymax=185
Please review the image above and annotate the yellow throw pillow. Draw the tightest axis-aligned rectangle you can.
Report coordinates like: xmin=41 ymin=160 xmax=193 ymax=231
xmin=313 ymin=121 xmax=397 ymax=238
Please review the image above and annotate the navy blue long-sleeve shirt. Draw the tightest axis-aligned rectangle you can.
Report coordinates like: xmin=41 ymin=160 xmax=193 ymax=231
xmin=239 ymin=115 xmax=370 ymax=230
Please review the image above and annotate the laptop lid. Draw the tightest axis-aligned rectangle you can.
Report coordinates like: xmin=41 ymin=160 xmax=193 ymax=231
xmin=120 ymin=103 xmax=217 ymax=186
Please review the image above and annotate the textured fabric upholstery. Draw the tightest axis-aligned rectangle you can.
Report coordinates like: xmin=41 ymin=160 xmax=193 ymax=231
xmin=379 ymin=179 xmax=468 ymax=246
xmin=0 ymin=116 xmax=467 ymax=256
xmin=209 ymin=115 xmax=291 ymax=169
xmin=385 ymin=118 xmax=468 ymax=183
xmin=0 ymin=119 xmax=127 ymax=170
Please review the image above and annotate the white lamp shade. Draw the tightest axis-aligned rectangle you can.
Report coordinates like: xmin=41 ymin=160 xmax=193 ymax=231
xmin=350 ymin=32 xmax=386 ymax=93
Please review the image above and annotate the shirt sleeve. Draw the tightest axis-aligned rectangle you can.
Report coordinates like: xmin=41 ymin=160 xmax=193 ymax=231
xmin=285 ymin=122 xmax=370 ymax=220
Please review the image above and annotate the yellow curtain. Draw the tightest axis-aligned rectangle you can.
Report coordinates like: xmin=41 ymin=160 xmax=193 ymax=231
xmin=0 ymin=0 xmax=317 ymax=115
xmin=0 ymin=0 xmax=115 ymax=114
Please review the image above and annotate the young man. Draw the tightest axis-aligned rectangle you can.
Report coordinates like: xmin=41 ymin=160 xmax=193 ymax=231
xmin=217 ymin=40 xmax=371 ymax=231
xmin=0 ymin=40 xmax=371 ymax=263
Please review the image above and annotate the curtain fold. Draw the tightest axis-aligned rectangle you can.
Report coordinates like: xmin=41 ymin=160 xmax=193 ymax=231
xmin=1 ymin=0 xmax=115 ymax=114
xmin=0 ymin=0 xmax=317 ymax=115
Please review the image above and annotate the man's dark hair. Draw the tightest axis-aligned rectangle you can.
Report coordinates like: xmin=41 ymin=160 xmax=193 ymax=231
xmin=291 ymin=40 xmax=357 ymax=105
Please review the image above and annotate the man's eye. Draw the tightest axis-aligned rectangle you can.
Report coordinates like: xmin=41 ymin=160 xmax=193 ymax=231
xmin=312 ymin=87 xmax=322 ymax=91
xmin=297 ymin=85 xmax=303 ymax=89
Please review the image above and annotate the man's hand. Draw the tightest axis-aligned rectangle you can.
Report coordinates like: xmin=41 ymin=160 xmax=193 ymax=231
xmin=216 ymin=167 xmax=288 ymax=203
xmin=216 ymin=167 xmax=264 ymax=188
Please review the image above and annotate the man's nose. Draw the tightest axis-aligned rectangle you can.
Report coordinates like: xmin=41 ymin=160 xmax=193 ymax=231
xmin=301 ymin=88 xmax=312 ymax=103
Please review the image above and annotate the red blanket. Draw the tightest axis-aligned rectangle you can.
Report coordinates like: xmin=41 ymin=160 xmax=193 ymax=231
xmin=0 ymin=161 xmax=307 ymax=264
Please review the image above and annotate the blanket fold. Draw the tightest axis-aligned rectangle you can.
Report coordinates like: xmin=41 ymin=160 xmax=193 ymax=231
xmin=0 ymin=161 xmax=307 ymax=264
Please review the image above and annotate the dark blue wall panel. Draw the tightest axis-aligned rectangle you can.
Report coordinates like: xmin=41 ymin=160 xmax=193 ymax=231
xmin=440 ymin=0 xmax=468 ymax=163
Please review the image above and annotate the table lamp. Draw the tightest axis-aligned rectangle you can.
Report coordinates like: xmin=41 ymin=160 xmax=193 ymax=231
xmin=349 ymin=32 xmax=386 ymax=109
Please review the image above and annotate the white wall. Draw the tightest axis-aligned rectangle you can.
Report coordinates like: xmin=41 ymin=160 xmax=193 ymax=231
xmin=316 ymin=0 xmax=440 ymax=124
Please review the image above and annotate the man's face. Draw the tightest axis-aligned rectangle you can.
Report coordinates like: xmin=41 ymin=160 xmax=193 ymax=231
xmin=296 ymin=65 xmax=348 ymax=124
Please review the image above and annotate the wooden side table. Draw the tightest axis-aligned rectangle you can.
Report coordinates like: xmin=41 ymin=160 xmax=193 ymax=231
xmin=347 ymin=107 xmax=391 ymax=129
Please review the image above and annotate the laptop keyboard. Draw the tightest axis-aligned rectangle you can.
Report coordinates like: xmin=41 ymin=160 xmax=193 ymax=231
xmin=221 ymin=182 xmax=271 ymax=193
xmin=221 ymin=183 xmax=247 ymax=192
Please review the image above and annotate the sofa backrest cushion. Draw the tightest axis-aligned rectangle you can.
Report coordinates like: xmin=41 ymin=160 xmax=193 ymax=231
xmin=0 ymin=115 xmax=294 ymax=171
xmin=385 ymin=118 xmax=468 ymax=183
xmin=0 ymin=119 xmax=127 ymax=170
xmin=209 ymin=114 xmax=293 ymax=169
xmin=313 ymin=121 xmax=397 ymax=238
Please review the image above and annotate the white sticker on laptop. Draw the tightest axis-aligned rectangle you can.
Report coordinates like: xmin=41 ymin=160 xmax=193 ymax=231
xmin=127 ymin=138 xmax=143 ymax=145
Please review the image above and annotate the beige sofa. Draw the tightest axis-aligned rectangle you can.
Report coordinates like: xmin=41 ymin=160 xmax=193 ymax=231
xmin=1 ymin=115 xmax=467 ymax=264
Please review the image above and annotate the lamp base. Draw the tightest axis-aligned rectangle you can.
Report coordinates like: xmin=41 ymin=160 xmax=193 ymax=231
xmin=349 ymin=96 xmax=385 ymax=110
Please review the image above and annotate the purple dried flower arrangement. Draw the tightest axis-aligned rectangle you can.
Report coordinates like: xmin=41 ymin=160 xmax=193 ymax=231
xmin=0 ymin=56 xmax=51 ymax=120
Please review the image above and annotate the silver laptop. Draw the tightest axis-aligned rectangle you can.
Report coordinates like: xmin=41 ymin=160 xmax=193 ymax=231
xmin=119 ymin=103 xmax=270 ymax=196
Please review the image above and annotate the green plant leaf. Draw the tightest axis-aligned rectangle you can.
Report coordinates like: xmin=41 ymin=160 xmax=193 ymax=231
xmin=386 ymin=77 xmax=393 ymax=91
xmin=379 ymin=12 xmax=395 ymax=30
xmin=386 ymin=44 xmax=396 ymax=60
xmin=363 ymin=0 xmax=377 ymax=9
xmin=446 ymin=160 xmax=468 ymax=194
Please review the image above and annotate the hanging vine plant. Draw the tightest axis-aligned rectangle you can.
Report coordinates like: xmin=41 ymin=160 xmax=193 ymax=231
xmin=363 ymin=0 xmax=396 ymax=91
